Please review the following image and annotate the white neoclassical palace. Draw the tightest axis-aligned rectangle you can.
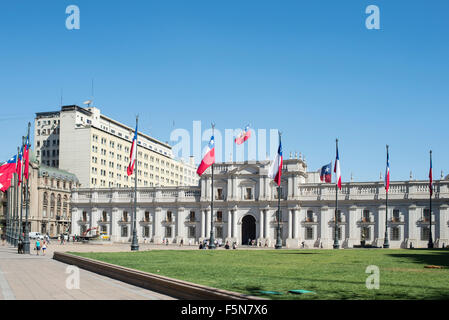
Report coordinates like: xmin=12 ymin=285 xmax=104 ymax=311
xmin=71 ymin=159 xmax=449 ymax=249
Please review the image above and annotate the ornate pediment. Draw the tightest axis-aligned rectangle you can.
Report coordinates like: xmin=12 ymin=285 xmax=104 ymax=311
xmin=228 ymin=164 xmax=260 ymax=176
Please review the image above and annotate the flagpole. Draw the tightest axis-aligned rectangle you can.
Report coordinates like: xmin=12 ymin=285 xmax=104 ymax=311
xmin=18 ymin=136 xmax=25 ymax=243
xmin=131 ymin=116 xmax=139 ymax=251
xmin=333 ymin=139 xmax=340 ymax=249
xmin=24 ymin=122 xmax=31 ymax=254
xmin=13 ymin=147 xmax=20 ymax=247
xmin=428 ymin=150 xmax=433 ymax=249
xmin=275 ymin=131 xmax=282 ymax=249
xmin=209 ymin=123 xmax=216 ymax=249
xmin=383 ymin=145 xmax=390 ymax=248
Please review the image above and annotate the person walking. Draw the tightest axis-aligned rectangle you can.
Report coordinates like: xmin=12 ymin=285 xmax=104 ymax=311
xmin=35 ymin=239 xmax=41 ymax=256
xmin=1 ymin=233 xmax=5 ymax=246
xmin=42 ymin=241 xmax=47 ymax=256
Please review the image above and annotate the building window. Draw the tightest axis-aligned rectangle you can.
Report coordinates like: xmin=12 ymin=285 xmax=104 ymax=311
xmin=392 ymin=209 xmax=400 ymax=222
xmin=123 ymin=211 xmax=128 ymax=222
xmin=216 ymin=188 xmax=223 ymax=200
xmin=143 ymin=226 xmax=150 ymax=238
xmin=165 ymin=226 xmax=172 ymax=238
xmin=102 ymin=211 xmax=107 ymax=222
xmin=188 ymin=226 xmax=196 ymax=238
xmin=391 ymin=226 xmax=400 ymax=241
xmin=216 ymin=226 xmax=223 ymax=239
xmin=306 ymin=210 xmax=314 ymax=222
xmin=361 ymin=226 xmax=370 ymax=240
xmin=189 ymin=211 xmax=195 ymax=222
xmin=121 ymin=226 xmax=128 ymax=237
xmin=421 ymin=226 xmax=430 ymax=241
xmin=216 ymin=211 xmax=223 ymax=222
xmin=423 ymin=209 xmax=431 ymax=222
xmin=305 ymin=227 xmax=314 ymax=240
xmin=166 ymin=211 xmax=172 ymax=222
xmin=144 ymin=211 xmax=150 ymax=222
xmin=82 ymin=211 xmax=87 ymax=222
xmin=101 ymin=225 xmax=107 ymax=233
xmin=244 ymin=188 xmax=253 ymax=200
xmin=362 ymin=210 xmax=370 ymax=223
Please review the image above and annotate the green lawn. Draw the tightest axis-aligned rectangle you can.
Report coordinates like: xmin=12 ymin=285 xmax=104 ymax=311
xmin=70 ymin=249 xmax=449 ymax=300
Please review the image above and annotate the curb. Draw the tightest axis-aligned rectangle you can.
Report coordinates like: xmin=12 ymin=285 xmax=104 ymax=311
xmin=53 ymin=251 xmax=266 ymax=300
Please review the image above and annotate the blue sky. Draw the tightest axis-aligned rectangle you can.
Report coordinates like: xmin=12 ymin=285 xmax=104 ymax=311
xmin=0 ymin=0 xmax=448 ymax=182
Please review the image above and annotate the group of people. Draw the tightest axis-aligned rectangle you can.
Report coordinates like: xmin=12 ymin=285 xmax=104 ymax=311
xmin=199 ymin=240 xmax=238 ymax=250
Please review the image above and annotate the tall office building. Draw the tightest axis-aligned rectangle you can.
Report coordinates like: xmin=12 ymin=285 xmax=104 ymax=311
xmin=34 ymin=105 xmax=199 ymax=188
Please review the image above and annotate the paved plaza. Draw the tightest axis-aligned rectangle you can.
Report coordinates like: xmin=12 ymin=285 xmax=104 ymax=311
xmin=0 ymin=241 xmax=177 ymax=300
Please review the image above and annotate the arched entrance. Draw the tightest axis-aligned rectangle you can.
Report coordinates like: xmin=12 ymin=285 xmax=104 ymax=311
xmin=241 ymin=215 xmax=256 ymax=245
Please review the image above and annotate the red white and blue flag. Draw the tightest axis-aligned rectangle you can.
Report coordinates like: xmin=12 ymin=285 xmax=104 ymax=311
xmin=197 ymin=136 xmax=215 ymax=176
xmin=234 ymin=125 xmax=251 ymax=145
xmin=24 ymin=134 xmax=30 ymax=180
xmin=320 ymin=162 xmax=332 ymax=183
xmin=429 ymin=153 xmax=433 ymax=196
xmin=385 ymin=149 xmax=390 ymax=192
xmin=268 ymin=138 xmax=283 ymax=186
xmin=127 ymin=124 xmax=138 ymax=176
xmin=16 ymin=148 xmax=22 ymax=186
xmin=334 ymin=145 xmax=341 ymax=190
xmin=0 ymin=155 xmax=17 ymax=192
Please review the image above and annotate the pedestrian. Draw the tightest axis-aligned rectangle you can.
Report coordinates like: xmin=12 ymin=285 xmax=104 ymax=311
xmin=42 ymin=240 xmax=47 ymax=256
xmin=17 ymin=237 xmax=23 ymax=254
xmin=180 ymin=238 xmax=184 ymax=246
xmin=1 ymin=233 xmax=5 ymax=246
xmin=35 ymin=239 xmax=41 ymax=255
xmin=199 ymin=242 xmax=203 ymax=249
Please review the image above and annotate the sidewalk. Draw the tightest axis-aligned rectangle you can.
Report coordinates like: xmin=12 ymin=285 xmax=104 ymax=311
xmin=0 ymin=244 xmax=175 ymax=300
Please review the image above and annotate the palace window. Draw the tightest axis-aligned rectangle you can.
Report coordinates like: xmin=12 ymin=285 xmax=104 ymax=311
xmin=123 ymin=211 xmax=128 ymax=222
xmin=306 ymin=210 xmax=314 ymax=222
xmin=121 ymin=226 xmax=128 ymax=237
xmin=392 ymin=209 xmax=400 ymax=222
xmin=421 ymin=226 xmax=430 ymax=241
xmin=188 ymin=226 xmax=196 ymax=238
xmin=244 ymin=188 xmax=253 ymax=200
xmin=423 ymin=209 xmax=431 ymax=222
xmin=216 ymin=188 xmax=224 ymax=200
xmin=101 ymin=225 xmax=107 ymax=233
xmin=82 ymin=211 xmax=87 ymax=222
xmin=216 ymin=211 xmax=223 ymax=222
xmin=391 ymin=226 xmax=400 ymax=241
xmin=166 ymin=211 xmax=172 ymax=222
xmin=305 ymin=227 xmax=314 ymax=240
xmin=143 ymin=226 xmax=150 ymax=238
xmin=102 ymin=211 xmax=107 ymax=222
xmin=361 ymin=226 xmax=370 ymax=240
xmin=165 ymin=226 xmax=172 ymax=238
xmin=216 ymin=226 xmax=223 ymax=239
xmin=189 ymin=211 xmax=195 ymax=222
xmin=362 ymin=210 xmax=370 ymax=223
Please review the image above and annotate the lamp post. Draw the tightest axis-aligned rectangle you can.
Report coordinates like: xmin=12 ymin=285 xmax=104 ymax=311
xmin=131 ymin=116 xmax=139 ymax=251
xmin=383 ymin=145 xmax=390 ymax=249
xmin=18 ymin=136 xmax=25 ymax=244
xmin=13 ymin=147 xmax=20 ymax=247
xmin=428 ymin=150 xmax=434 ymax=249
xmin=208 ymin=123 xmax=216 ymax=249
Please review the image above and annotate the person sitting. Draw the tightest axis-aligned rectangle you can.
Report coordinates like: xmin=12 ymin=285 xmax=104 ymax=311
xmin=225 ymin=241 xmax=230 ymax=250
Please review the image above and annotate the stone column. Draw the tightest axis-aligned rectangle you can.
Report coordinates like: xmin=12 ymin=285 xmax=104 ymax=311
xmin=319 ymin=206 xmax=330 ymax=248
xmin=153 ymin=207 xmax=162 ymax=244
xmin=201 ymin=210 xmax=205 ymax=238
xmin=377 ymin=205 xmax=386 ymax=247
xmin=292 ymin=209 xmax=298 ymax=239
xmin=264 ymin=210 xmax=269 ymax=240
xmin=288 ymin=209 xmax=293 ymax=239
xmin=205 ymin=209 xmax=210 ymax=238
xmin=407 ymin=205 xmax=418 ymax=248
xmin=176 ymin=207 xmax=184 ymax=243
xmin=232 ymin=210 xmax=237 ymax=240
xmin=227 ymin=210 xmax=232 ymax=238
xmin=348 ymin=206 xmax=358 ymax=248
xmin=259 ymin=209 xmax=264 ymax=239
xmin=438 ymin=204 xmax=449 ymax=248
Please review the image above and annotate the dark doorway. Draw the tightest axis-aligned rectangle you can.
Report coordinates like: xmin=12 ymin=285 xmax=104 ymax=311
xmin=242 ymin=215 xmax=256 ymax=245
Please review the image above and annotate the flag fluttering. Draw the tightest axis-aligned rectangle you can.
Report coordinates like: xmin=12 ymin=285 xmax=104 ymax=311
xmin=197 ymin=136 xmax=215 ymax=176
xmin=320 ymin=162 xmax=332 ymax=183
xmin=268 ymin=137 xmax=283 ymax=186
xmin=234 ymin=125 xmax=251 ymax=145
xmin=0 ymin=155 xmax=17 ymax=192
xmin=24 ymin=134 xmax=30 ymax=180
xmin=127 ymin=124 xmax=138 ymax=176
xmin=16 ymin=149 xmax=22 ymax=186
xmin=334 ymin=142 xmax=341 ymax=190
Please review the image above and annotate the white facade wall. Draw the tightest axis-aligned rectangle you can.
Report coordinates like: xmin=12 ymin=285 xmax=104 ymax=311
xmin=71 ymin=160 xmax=449 ymax=248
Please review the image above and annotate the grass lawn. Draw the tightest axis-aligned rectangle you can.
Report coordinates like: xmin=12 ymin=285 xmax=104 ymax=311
xmin=70 ymin=248 xmax=449 ymax=300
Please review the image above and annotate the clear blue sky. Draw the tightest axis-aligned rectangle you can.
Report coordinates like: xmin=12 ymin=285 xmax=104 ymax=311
xmin=0 ymin=0 xmax=448 ymax=182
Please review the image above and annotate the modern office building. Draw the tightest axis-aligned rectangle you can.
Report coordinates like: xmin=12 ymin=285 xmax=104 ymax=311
xmin=71 ymin=159 xmax=449 ymax=248
xmin=34 ymin=105 xmax=199 ymax=188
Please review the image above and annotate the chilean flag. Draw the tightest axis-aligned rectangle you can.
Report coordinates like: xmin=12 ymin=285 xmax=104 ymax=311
xmin=127 ymin=124 xmax=138 ymax=176
xmin=334 ymin=145 xmax=341 ymax=190
xmin=24 ymin=134 xmax=30 ymax=180
xmin=320 ymin=162 xmax=332 ymax=183
xmin=429 ymin=152 xmax=433 ymax=196
xmin=197 ymin=136 xmax=215 ymax=176
xmin=0 ymin=155 xmax=17 ymax=192
xmin=268 ymin=138 xmax=283 ymax=186
xmin=16 ymin=149 xmax=22 ymax=186
xmin=385 ymin=149 xmax=390 ymax=192
xmin=234 ymin=125 xmax=251 ymax=145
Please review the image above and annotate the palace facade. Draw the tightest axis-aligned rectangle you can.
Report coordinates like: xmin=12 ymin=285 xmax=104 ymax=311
xmin=70 ymin=159 xmax=449 ymax=248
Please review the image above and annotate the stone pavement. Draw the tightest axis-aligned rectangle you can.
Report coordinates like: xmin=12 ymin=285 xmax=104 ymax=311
xmin=0 ymin=243 xmax=176 ymax=300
